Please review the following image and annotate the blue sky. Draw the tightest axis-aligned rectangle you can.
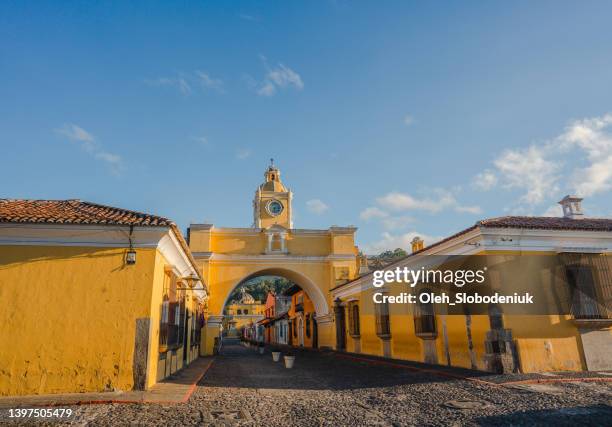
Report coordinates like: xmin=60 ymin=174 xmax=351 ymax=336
xmin=2 ymin=1 xmax=612 ymax=253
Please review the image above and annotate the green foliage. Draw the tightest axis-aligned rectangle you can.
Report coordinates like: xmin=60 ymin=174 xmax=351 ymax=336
xmin=368 ymin=248 xmax=408 ymax=269
xmin=227 ymin=276 xmax=295 ymax=305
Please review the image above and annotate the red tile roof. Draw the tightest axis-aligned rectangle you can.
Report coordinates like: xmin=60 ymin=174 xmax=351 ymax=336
xmin=0 ymin=199 xmax=172 ymax=226
xmin=0 ymin=199 xmax=205 ymax=288
xmin=478 ymin=216 xmax=612 ymax=231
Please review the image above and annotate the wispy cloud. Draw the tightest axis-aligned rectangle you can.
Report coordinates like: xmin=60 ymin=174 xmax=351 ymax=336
xmin=255 ymin=56 xmax=304 ymax=96
xmin=306 ymin=199 xmax=329 ymax=214
xmin=403 ymin=115 xmax=415 ymax=126
xmin=192 ymin=136 xmax=210 ymax=147
xmin=55 ymin=124 xmax=123 ymax=175
xmin=145 ymin=75 xmax=192 ymax=95
xmin=472 ymin=169 xmax=498 ymax=191
xmin=375 ymin=189 xmax=480 ymax=214
xmin=360 ymin=206 xmax=388 ymax=220
xmin=146 ymin=71 xmax=224 ymax=95
xmin=235 ymin=148 xmax=251 ymax=160
xmin=195 ymin=71 xmax=224 ymax=92
xmin=239 ymin=13 xmax=260 ymax=22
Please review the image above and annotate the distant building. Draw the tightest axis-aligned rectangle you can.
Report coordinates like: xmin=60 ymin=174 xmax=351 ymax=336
xmin=259 ymin=291 xmax=291 ymax=344
xmin=222 ymin=288 xmax=264 ymax=337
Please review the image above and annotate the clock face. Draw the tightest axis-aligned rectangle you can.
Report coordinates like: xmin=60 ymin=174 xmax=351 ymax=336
xmin=266 ymin=199 xmax=284 ymax=216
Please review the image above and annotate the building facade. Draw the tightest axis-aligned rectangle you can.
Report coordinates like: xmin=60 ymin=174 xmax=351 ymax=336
xmin=331 ymin=196 xmax=612 ymax=373
xmin=0 ymin=199 xmax=207 ymax=396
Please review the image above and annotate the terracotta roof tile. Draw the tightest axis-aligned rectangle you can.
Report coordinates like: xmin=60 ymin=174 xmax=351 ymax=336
xmin=478 ymin=216 xmax=612 ymax=231
xmin=0 ymin=199 xmax=173 ymax=226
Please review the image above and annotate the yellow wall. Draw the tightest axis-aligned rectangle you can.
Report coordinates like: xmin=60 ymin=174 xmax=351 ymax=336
xmin=0 ymin=245 xmax=156 ymax=395
xmin=0 ymin=244 xmax=201 ymax=396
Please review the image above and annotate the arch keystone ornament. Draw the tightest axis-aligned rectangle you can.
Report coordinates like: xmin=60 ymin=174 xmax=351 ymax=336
xmin=188 ymin=162 xmax=360 ymax=354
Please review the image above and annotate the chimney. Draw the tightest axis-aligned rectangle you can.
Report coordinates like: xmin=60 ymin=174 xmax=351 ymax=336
xmin=411 ymin=236 xmax=424 ymax=253
xmin=558 ymin=195 xmax=584 ymax=219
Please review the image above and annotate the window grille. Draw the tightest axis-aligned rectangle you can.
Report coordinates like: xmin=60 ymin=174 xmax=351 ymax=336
xmin=348 ymin=301 xmax=360 ymax=337
xmin=375 ymin=300 xmax=391 ymax=337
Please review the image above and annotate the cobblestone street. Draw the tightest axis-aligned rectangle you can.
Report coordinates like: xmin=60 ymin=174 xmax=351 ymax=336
xmin=6 ymin=340 xmax=612 ymax=426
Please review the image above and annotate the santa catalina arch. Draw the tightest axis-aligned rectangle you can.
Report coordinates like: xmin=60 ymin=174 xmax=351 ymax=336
xmin=188 ymin=161 xmax=361 ymax=354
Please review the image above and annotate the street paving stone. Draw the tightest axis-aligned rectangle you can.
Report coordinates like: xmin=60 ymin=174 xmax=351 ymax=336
xmin=3 ymin=340 xmax=612 ymax=426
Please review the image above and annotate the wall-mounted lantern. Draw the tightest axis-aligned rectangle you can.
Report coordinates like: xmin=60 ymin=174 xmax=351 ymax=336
xmin=126 ymin=249 xmax=137 ymax=265
xmin=126 ymin=225 xmax=136 ymax=265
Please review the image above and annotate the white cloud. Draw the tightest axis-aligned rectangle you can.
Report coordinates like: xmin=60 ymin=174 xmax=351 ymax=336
xmin=192 ymin=136 xmax=209 ymax=146
xmin=146 ymin=71 xmax=223 ymax=95
xmin=257 ymin=81 xmax=276 ymax=97
xmin=145 ymin=75 xmax=192 ymax=95
xmin=239 ymin=13 xmax=260 ymax=22
xmin=362 ymin=231 xmax=439 ymax=255
xmin=493 ymin=145 xmax=560 ymax=204
xmin=557 ymin=114 xmax=612 ymax=197
xmin=381 ymin=215 xmax=414 ymax=230
xmin=256 ymin=57 xmax=303 ymax=96
xmin=195 ymin=71 xmax=224 ymax=92
xmin=472 ymin=169 xmax=498 ymax=191
xmin=55 ymin=124 xmax=123 ymax=175
xmin=306 ymin=199 xmax=329 ymax=215
xmin=375 ymin=189 xmax=479 ymax=215
xmin=403 ymin=115 xmax=415 ymax=126
xmin=359 ymin=206 xmax=388 ymax=220
xmin=235 ymin=148 xmax=251 ymax=160
xmin=454 ymin=205 xmax=483 ymax=214
xmin=475 ymin=113 xmax=612 ymax=208
xmin=542 ymin=204 xmax=562 ymax=217
xmin=56 ymin=123 xmax=94 ymax=144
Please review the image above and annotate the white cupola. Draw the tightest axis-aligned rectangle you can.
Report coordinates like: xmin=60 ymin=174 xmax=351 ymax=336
xmin=558 ymin=195 xmax=584 ymax=219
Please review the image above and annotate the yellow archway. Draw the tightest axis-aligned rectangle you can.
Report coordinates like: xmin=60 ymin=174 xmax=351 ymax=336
xmin=188 ymin=163 xmax=361 ymax=354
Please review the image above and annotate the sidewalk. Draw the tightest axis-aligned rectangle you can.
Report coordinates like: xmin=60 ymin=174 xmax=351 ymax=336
xmin=0 ymin=357 xmax=214 ymax=408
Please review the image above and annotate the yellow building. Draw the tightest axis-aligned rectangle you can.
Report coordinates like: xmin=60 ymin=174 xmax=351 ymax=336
xmin=222 ymin=289 xmax=264 ymax=337
xmin=189 ymin=162 xmax=361 ymax=354
xmin=286 ymin=285 xmax=317 ymax=348
xmin=0 ymin=199 xmax=207 ymax=396
xmin=332 ymin=196 xmax=612 ymax=373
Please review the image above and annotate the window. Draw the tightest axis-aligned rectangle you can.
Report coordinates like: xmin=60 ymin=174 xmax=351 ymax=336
xmin=414 ymin=290 xmax=436 ymax=337
xmin=237 ymin=309 xmax=242 ymax=315
xmin=566 ymin=265 xmax=607 ymax=319
xmin=306 ymin=314 xmax=311 ymax=338
xmin=159 ymin=271 xmax=187 ymax=353
xmin=348 ymin=301 xmax=360 ymax=337
xmin=488 ymin=304 xmax=504 ymax=330
xmin=375 ymin=300 xmax=391 ymax=337
xmin=244 ymin=309 xmax=249 ymax=315
xmin=293 ymin=320 xmax=297 ymax=338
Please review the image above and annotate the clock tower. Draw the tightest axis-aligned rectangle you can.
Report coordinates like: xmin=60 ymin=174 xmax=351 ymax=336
xmin=253 ymin=160 xmax=293 ymax=229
